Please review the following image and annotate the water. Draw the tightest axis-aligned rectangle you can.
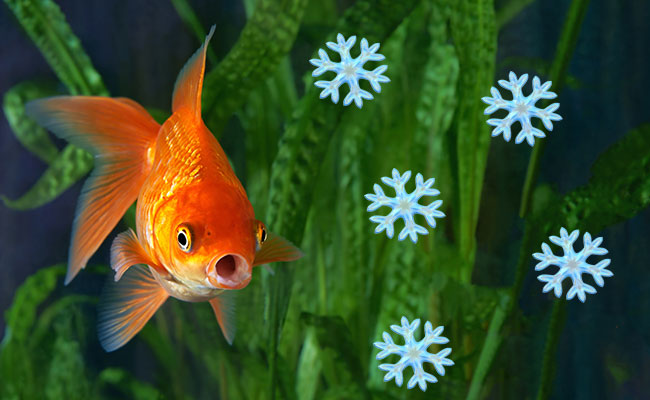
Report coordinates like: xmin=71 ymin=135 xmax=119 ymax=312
xmin=1 ymin=0 xmax=649 ymax=398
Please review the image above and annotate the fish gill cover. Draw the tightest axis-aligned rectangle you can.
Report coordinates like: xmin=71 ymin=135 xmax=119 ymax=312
xmin=1 ymin=0 xmax=649 ymax=399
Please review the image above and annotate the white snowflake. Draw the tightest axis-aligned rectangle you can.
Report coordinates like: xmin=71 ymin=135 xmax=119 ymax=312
xmin=310 ymin=33 xmax=389 ymax=108
xmin=482 ymin=71 xmax=562 ymax=146
xmin=533 ymin=227 xmax=613 ymax=303
xmin=374 ymin=317 xmax=454 ymax=391
xmin=365 ymin=169 xmax=445 ymax=243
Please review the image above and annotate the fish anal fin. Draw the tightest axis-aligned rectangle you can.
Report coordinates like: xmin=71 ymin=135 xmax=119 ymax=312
xmin=208 ymin=292 xmax=236 ymax=345
xmin=25 ymin=97 xmax=160 ymax=284
xmin=111 ymin=229 xmax=167 ymax=281
xmin=172 ymin=25 xmax=215 ymax=118
xmin=98 ymin=265 xmax=169 ymax=352
xmin=253 ymin=233 xmax=303 ymax=266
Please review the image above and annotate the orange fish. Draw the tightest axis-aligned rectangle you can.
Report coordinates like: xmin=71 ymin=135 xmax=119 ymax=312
xmin=26 ymin=26 xmax=302 ymax=351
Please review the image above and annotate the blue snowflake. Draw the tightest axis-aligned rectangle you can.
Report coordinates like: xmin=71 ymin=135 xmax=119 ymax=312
xmin=310 ymin=33 xmax=389 ymax=108
xmin=374 ymin=317 xmax=454 ymax=391
xmin=365 ymin=169 xmax=445 ymax=243
xmin=482 ymin=71 xmax=562 ymax=146
xmin=533 ymin=228 xmax=613 ymax=303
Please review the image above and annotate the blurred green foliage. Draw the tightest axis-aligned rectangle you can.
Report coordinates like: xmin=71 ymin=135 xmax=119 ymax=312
xmin=2 ymin=0 xmax=649 ymax=399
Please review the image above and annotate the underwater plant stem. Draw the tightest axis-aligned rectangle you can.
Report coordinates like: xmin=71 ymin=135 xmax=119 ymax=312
xmin=536 ymin=300 xmax=568 ymax=400
xmin=317 ymin=239 xmax=327 ymax=313
xmin=519 ymin=0 xmax=591 ymax=218
xmin=465 ymin=295 xmax=507 ymax=400
xmin=474 ymin=0 xmax=593 ymax=379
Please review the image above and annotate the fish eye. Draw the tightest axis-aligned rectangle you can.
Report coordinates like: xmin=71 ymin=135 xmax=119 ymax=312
xmin=176 ymin=224 xmax=192 ymax=252
xmin=255 ymin=221 xmax=267 ymax=250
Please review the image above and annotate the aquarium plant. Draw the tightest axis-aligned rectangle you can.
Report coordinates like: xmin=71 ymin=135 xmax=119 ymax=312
xmin=1 ymin=0 xmax=649 ymax=399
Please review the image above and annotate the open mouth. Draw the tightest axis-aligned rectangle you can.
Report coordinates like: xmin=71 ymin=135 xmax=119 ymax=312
xmin=207 ymin=254 xmax=251 ymax=289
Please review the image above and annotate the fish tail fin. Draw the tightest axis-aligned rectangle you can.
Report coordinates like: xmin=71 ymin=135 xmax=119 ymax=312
xmin=25 ymin=96 xmax=160 ymax=284
xmin=171 ymin=25 xmax=215 ymax=119
xmin=98 ymin=265 xmax=169 ymax=352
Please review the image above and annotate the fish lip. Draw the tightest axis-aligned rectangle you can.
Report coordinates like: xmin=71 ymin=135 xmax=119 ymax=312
xmin=206 ymin=253 xmax=251 ymax=289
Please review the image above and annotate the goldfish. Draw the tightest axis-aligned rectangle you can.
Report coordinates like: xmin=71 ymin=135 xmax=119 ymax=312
xmin=25 ymin=26 xmax=302 ymax=351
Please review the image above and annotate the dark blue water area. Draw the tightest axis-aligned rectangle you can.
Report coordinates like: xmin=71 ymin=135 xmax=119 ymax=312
xmin=478 ymin=0 xmax=650 ymax=398
xmin=1 ymin=0 xmax=649 ymax=398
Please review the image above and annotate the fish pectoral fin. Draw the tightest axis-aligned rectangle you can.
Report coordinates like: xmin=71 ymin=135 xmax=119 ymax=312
xmin=208 ymin=292 xmax=236 ymax=345
xmin=98 ymin=265 xmax=169 ymax=352
xmin=253 ymin=233 xmax=304 ymax=267
xmin=111 ymin=229 xmax=167 ymax=281
xmin=25 ymin=96 xmax=160 ymax=285
xmin=172 ymin=25 xmax=215 ymax=119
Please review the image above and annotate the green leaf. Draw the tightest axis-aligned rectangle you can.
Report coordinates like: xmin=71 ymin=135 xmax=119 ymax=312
xmin=4 ymin=0 xmax=109 ymax=209
xmin=3 ymin=80 xmax=59 ymax=164
xmin=300 ymin=313 xmax=367 ymax=396
xmin=1 ymin=145 xmax=92 ymax=210
xmin=202 ymin=0 xmax=309 ymax=133
xmin=264 ymin=0 xmax=422 ymax=396
xmin=496 ymin=0 xmax=535 ymax=29
xmin=44 ymin=314 xmax=91 ymax=400
xmin=295 ymin=329 xmax=322 ymax=400
xmin=4 ymin=0 xmax=108 ymax=96
xmin=1 ymin=264 xmax=65 ymax=348
xmin=97 ymin=368 xmax=163 ymax=400
xmin=412 ymin=0 xmax=460 ymax=261
xmin=0 ymin=264 xmax=66 ymax=399
xmin=30 ymin=295 xmax=96 ymax=348
xmin=547 ymin=123 xmax=650 ymax=234
xmin=449 ymin=0 xmax=497 ymax=281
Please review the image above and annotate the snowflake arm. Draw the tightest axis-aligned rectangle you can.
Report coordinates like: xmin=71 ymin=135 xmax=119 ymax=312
xmin=482 ymin=71 xmax=562 ymax=146
xmin=310 ymin=33 xmax=389 ymax=108
xmin=365 ymin=169 xmax=445 ymax=243
xmin=374 ymin=317 xmax=454 ymax=391
xmin=533 ymin=228 xmax=613 ymax=302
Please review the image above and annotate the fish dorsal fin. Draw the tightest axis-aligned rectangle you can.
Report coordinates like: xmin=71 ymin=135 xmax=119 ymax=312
xmin=208 ymin=292 xmax=237 ymax=345
xmin=97 ymin=265 xmax=169 ymax=352
xmin=25 ymin=97 xmax=160 ymax=284
xmin=253 ymin=233 xmax=304 ymax=266
xmin=111 ymin=229 xmax=168 ymax=281
xmin=171 ymin=25 xmax=215 ymax=119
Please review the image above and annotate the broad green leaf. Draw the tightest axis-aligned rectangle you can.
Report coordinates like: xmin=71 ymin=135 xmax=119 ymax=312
xmin=44 ymin=314 xmax=91 ymax=400
xmin=295 ymin=329 xmax=322 ymax=400
xmin=97 ymin=368 xmax=163 ymax=400
xmin=202 ymin=0 xmax=308 ymax=133
xmin=3 ymin=81 xmax=59 ymax=164
xmin=1 ymin=264 xmax=65 ymax=348
xmin=449 ymin=0 xmax=497 ymax=281
xmin=4 ymin=0 xmax=108 ymax=96
xmin=5 ymin=0 xmax=109 ymax=209
xmin=264 ymin=0 xmax=422 ymax=395
xmin=413 ymin=0 xmax=460 ymax=262
xmin=544 ymin=123 xmax=650 ymax=234
xmin=0 ymin=264 xmax=65 ymax=399
xmin=30 ymin=295 xmax=95 ymax=347
xmin=1 ymin=145 xmax=92 ymax=210
xmin=300 ymin=313 xmax=367 ymax=395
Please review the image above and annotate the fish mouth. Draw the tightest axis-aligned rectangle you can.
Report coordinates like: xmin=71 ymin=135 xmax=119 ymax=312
xmin=206 ymin=254 xmax=251 ymax=289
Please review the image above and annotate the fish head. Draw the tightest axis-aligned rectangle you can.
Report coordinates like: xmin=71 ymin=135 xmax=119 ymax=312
xmin=154 ymin=182 xmax=258 ymax=290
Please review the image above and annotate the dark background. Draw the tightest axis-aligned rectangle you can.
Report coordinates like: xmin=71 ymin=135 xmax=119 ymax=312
xmin=1 ymin=0 xmax=649 ymax=398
